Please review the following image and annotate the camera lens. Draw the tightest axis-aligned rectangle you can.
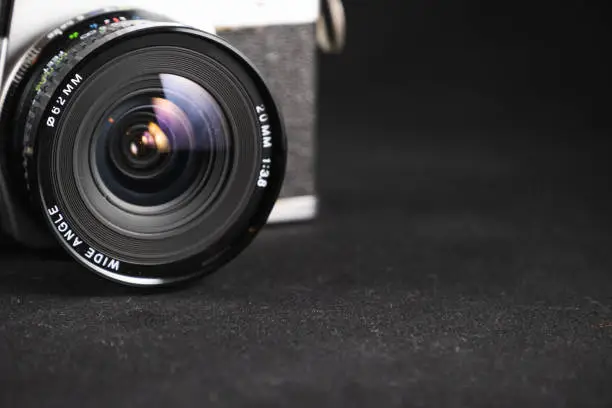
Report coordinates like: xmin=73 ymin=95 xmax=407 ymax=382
xmin=3 ymin=9 xmax=286 ymax=286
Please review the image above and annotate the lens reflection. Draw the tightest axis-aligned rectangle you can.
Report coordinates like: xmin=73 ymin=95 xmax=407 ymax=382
xmin=92 ymin=74 xmax=230 ymax=208
xmin=128 ymin=120 xmax=171 ymax=158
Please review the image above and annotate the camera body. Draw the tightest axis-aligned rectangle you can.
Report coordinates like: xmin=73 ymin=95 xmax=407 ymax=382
xmin=0 ymin=0 xmax=318 ymax=285
xmin=215 ymin=4 xmax=319 ymax=223
xmin=1 ymin=0 xmax=319 ymax=245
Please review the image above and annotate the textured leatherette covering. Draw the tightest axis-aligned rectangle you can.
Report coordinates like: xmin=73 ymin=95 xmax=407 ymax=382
xmin=219 ymin=24 xmax=317 ymax=200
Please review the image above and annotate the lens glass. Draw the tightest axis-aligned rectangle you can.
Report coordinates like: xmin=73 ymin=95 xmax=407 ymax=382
xmin=92 ymin=73 xmax=230 ymax=208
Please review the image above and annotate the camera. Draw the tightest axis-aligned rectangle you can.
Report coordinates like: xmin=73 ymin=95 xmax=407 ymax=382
xmin=0 ymin=0 xmax=320 ymax=286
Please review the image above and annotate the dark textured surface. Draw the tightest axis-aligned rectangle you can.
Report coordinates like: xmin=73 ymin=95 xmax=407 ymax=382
xmin=1 ymin=108 xmax=612 ymax=407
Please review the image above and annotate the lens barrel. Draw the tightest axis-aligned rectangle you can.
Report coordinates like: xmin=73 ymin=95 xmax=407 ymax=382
xmin=1 ymin=9 xmax=285 ymax=286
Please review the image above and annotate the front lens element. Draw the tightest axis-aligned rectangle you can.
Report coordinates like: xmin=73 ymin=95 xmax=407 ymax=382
xmin=92 ymin=74 xmax=231 ymax=208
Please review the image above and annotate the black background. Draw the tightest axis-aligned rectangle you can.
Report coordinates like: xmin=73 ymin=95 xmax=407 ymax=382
xmin=1 ymin=1 xmax=612 ymax=407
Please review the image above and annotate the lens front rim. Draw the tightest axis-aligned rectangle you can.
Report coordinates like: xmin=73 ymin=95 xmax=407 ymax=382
xmin=26 ymin=23 xmax=286 ymax=286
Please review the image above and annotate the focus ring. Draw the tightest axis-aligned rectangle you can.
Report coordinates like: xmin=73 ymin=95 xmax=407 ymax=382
xmin=1 ymin=46 xmax=40 ymax=118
